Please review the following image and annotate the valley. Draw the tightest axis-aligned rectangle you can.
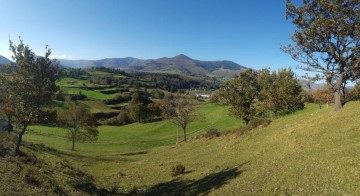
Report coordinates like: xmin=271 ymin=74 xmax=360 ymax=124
xmin=0 ymin=0 xmax=359 ymax=195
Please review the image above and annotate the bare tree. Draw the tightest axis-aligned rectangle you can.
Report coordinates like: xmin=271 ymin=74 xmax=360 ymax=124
xmin=161 ymin=95 xmax=200 ymax=143
xmin=57 ymin=100 xmax=98 ymax=151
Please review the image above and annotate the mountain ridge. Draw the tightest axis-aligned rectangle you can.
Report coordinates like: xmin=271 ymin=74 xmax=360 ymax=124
xmin=0 ymin=55 xmax=12 ymax=65
xmin=58 ymin=54 xmax=246 ymax=79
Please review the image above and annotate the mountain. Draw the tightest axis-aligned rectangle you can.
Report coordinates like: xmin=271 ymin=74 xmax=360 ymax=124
xmin=59 ymin=54 xmax=246 ymax=79
xmin=0 ymin=55 xmax=17 ymax=73
xmin=0 ymin=55 xmax=12 ymax=65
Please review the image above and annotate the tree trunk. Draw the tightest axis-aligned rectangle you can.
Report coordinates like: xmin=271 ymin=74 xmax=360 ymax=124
xmin=72 ymin=136 xmax=75 ymax=151
xmin=243 ymin=117 xmax=250 ymax=125
xmin=176 ymin=127 xmax=179 ymax=145
xmin=6 ymin=115 xmax=13 ymax=133
xmin=15 ymin=125 xmax=27 ymax=155
xmin=334 ymin=91 xmax=342 ymax=112
xmin=182 ymin=125 xmax=187 ymax=142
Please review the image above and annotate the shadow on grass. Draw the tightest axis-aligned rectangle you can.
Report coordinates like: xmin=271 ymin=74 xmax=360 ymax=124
xmin=28 ymin=143 xmax=84 ymax=158
xmin=0 ymin=140 xmax=11 ymax=157
xmin=55 ymin=158 xmax=119 ymax=195
xmin=0 ymin=132 xmax=13 ymax=157
xmin=119 ymin=151 xmax=148 ymax=156
xmin=137 ymin=167 xmax=244 ymax=196
xmin=29 ymin=143 xmax=135 ymax=162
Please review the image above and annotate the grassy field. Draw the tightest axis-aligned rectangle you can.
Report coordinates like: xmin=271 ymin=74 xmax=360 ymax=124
xmin=61 ymin=87 xmax=119 ymax=100
xmin=80 ymin=100 xmax=119 ymax=113
xmin=87 ymin=70 xmax=127 ymax=78
xmin=24 ymin=103 xmax=243 ymax=154
xmin=57 ymin=77 xmax=122 ymax=100
xmin=56 ymin=77 xmax=90 ymax=87
xmin=2 ymin=102 xmax=360 ymax=195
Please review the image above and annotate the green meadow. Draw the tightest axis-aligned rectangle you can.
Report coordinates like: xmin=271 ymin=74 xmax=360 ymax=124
xmin=24 ymin=103 xmax=243 ymax=154
xmin=1 ymin=101 xmax=358 ymax=195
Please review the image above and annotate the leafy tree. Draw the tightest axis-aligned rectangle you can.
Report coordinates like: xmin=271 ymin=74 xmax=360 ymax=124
xmin=130 ymin=90 xmax=151 ymax=105
xmin=1 ymin=99 xmax=14 ymax=133
xmin=57 ymin=100 xmax=98 ymax=151
xmin=339 ymin=82 xmax=360 ymax=103
xmin=311 ymin=86 xmax=333 ymax=109
xmin=147 ymin=102 xmax=162 ymax=120
xmin=116 ymin=110 xmax=132 ymax=125
xmin=258 ymin=68 xmax=304 ymax=115
xmin=283 ymin=0 xmax=360 ymax=111
xmin=0 ymin=39 xmax=59 ymax=154
xmin=129 ymin=103 xmax=148 ymax=122
xmin=219 ymin=69 xmax=260 ymax=124
xmin=161 ymin=95 xmax=199 ymax=143
xmin=353 ymin=82 xmax=360 ymax=98
xmin=208 ymin=92 xmax=220 ymax=103
xmin=128 ymin=91 xmax=152 ymax=122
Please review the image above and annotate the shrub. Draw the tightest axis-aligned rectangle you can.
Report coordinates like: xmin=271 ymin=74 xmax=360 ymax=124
xmin=228 ymin=118 xmax=272 ymax=136
xmin=67 ymin=92 xmax=87 ymax=101
xmin=248 ymin=118 xmax=271 ymax=129
xmin=104 ymin=93 xmax=131 ymax=105
xmin=101 ymin=117 xmax=118 ymax=125
xmin=100 ymin=110 xmax=133 ymax=125
xmin=208 ymin=93 xmax=220 ymax=103
xmin=117 ymin=110 xmax=132 ymax=125
xmin=203 ymin=128 xmax=221 ymax=139
xmin=171 ymin=163 xmax=186 ymax=177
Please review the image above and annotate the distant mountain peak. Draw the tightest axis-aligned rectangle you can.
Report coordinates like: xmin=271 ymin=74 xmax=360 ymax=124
xmin=59 ymin=54 xmax=246 ymax=79
xmin=0 ymin=55 xmax=12 ymax=64
xmin=174 ymin=54 xmax=192 ymax=59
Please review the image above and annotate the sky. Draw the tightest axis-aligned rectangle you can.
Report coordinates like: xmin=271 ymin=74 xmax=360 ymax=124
xmin=0 ymin=0 xmax=302 ymax=71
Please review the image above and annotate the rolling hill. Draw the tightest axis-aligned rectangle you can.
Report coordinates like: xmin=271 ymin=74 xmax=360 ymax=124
xmin=59 ymin=54 xmax=246 ymax=79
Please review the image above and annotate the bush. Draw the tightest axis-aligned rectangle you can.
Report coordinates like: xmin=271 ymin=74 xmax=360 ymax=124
xmin=171 ymin=163 xmax=186 ymax=177
xmin=208 ymin=93 xmax=220 ymax=103
xmin=101 ymin=117 xmax=118 ymax=125
xmin=67 ymin=92 xmax=87 ymax=101
xmin=104 ymin=93 xmax=131 ymax=105
xmin=248 ymin=118 xmax=271 ymax=129
xmin=117 ymin=110 xmax=132 ymax=125
xmin=100 ymin=110 xmax=132 ymax=126
xmin=203 ymin=128 xmax=221 ymax=139
xmin=228 ymin=118 xmax=272 ymax=136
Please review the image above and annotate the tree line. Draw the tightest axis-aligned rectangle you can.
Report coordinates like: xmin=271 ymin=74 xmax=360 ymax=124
xmin=218 ymin=68 xmax=304 ymax=124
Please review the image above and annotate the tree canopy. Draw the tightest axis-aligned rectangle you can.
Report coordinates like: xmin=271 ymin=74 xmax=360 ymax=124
xmin=219 ymin=69 xmax=260 ymax=124
xmin=1 ymin=38 xmax=59 ymax=154
xmin=258 ymin=68 xmax=304 ymax=116
xmin=161 ymin=94 xmax=200 ymax=143
xmin=283 ymin=0 xmax=360 ymax=111
xmin=57 ymin=100 xmax=98 ymax=151
xmin=219 ymin=68 xmax=304 ymax=124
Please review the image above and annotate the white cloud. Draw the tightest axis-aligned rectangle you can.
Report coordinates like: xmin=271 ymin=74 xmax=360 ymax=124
xmin=50 ymin=54 xmax=73 ymax=60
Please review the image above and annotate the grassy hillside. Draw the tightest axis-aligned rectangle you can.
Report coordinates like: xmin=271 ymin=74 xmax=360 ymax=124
xmin=1 ymin=102 xmax=360 ymax=195
xmin=24 ymin=103 xmax=243 ymax=153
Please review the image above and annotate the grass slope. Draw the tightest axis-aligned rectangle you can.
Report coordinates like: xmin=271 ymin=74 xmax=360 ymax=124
xmin=25 ymin=103 xmax=243 ymax=153
xmin=57 ymin=77 xmax=120 ymax=100
xmin=1 ymin=102 xmax=359 ymax=195
xmin=124 ymin=102 xmax=359 ymax=195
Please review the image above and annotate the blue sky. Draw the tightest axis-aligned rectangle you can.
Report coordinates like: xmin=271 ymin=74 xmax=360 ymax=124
xmin=0 ymin=0 xmax=301 ymax=70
